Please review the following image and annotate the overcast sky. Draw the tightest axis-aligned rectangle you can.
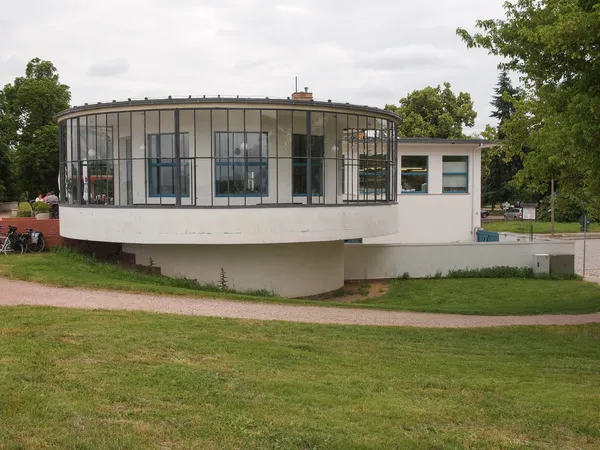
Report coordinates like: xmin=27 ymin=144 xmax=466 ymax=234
xmin=0 ymin=0 xmax=506 ymax=132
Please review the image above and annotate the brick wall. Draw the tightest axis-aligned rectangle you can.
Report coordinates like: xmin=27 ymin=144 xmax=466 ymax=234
xmin=0 ymin=218 xmax=63 ymax=247
xmin=291 ymin=91 xmax=314 ymax=101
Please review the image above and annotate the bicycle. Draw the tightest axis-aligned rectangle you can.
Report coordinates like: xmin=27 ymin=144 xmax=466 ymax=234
xmin=0 ymin=226 xmax=25 ymax=255
xmin=22 ymin=228 xmax=46 ymax=253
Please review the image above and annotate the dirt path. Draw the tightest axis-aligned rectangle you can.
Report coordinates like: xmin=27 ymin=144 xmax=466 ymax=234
xmin=1 ymin=278 xmax=599 ymax=328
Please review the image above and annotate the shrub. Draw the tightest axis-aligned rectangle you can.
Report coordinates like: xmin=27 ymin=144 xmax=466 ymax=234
xmin=17 ymin=202 xmax=33 ymax=217
xmin=446 ymin=266 xmax=534 ymax=279
xmin=537 ymin=193 xmax=592 ymax=223
xmin=32 ymin=202 xmax=51 ymax=213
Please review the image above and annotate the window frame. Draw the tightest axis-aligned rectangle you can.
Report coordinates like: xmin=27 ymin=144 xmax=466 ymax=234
xmin=442 ymin=155 xmax=469 ymax=194
xmin=358 ymin=153 xmax=387 ymax=195
xmin=214 ymin=131 xmax=269 ymax=197
xmin=292 ymin=133 xmax=324 ymax=197
xmin=400 ymin=155 xmax=428 ymax=194
xmin=147 ymin=132 xmax=190 ymax=198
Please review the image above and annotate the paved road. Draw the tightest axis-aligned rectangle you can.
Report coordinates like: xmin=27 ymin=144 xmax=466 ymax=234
xmin=1 ymin=278 xmax=599 ymax=328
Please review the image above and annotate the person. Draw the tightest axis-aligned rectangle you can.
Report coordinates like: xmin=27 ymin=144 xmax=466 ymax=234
xmin=35 ymin=194 xmax=43 ymax=202
xmin=45 ymin=191 xmax=59 ymax=205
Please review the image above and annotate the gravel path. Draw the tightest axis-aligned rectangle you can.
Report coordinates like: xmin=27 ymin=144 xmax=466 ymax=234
xmin=1 ymin=278 xmax=599 ymax=328
xmin=575 ymin=239 xmax=600 ymax=278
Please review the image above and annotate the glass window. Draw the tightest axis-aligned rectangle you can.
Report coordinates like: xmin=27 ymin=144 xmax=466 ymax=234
xmin=442 ymin=155 xmax=468 ymax=193
xmin=148 ymin=133 xmax=190 ymax=197
xmin=215 ymin=132 xmax=268 ymax=196
xmin=401 ymin=156 xmax=428 ymax=193
xmin=292 ymin=134 xmax=323 ymax=196
xmin=359 ymin=153 xmax=386 ymax=195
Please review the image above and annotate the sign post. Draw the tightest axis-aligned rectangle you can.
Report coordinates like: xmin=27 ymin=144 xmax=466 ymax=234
xmin=580 ymin=215 xmax=589 ymax=277
xmin=522 ymin=203 xmax=537 ymax=241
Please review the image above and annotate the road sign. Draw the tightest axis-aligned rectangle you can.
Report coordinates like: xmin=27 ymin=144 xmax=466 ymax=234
xmin=522 ymin=203 xmax=537 ymax=220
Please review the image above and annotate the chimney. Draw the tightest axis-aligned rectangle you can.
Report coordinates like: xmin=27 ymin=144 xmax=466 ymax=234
xmin=292 ymin=86 xmax=313 ymax=101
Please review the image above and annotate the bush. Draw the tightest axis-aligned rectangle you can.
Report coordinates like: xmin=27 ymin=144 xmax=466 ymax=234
xmin=447 ymin=266 xmax=534 ymax=279
xmin=537 ymin=193 xmax=591 ymax=223
xmin=32 ymin=202 xmax=51 ymax=213
xmin=17 ymin=202 xmax=33 ymax=217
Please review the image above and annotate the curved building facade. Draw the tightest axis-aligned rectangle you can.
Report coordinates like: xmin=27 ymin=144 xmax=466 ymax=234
xmin=56 ymin=95 xmax=400 ymax=296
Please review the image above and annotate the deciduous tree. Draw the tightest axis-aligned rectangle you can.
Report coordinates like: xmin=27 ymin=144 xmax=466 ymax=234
xmin=386 ymin=82 xmax=477 ymax=139
xmin=457 ymin=0 xmax=600 ymax=217
xmin=0 ymin=58 xmax=70 ymax=198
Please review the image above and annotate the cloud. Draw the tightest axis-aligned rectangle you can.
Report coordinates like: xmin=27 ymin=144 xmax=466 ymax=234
xmin=354 ymin=46 xmax=467 ymax=71
xmin=0 ymin=0 xmax=508 ymax=132
xmin=87 ymin=60 xmax=129 ymax=77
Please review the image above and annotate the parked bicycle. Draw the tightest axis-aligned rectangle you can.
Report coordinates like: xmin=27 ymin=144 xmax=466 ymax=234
xmin=0 ymin=225 xmax=45 ymax=254
xmin=22 ymin=228 xmax=46 ymax=253
xmin=0 ymin=226 xmax=25 ymax=255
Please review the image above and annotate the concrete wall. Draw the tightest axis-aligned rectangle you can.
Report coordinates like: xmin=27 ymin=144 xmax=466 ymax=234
xmin=361 ymin=143 xmax=482 ymax=244
xmin=59 ymin=204 xmax=398 ymax=245
xmin=0 ymin=202 xmax=18 ymax=213
xmin=123 ymin=240 xmax=344 ymax=298
xmin=344 ymin=241 xmax=576 ymax=280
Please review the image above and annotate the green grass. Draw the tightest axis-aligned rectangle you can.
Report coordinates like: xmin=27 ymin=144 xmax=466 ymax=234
xmin=355 ymin=278 xmax=600 ymax=315
xmin=483 ymin=221 xmax=600 ymax=234
xmin=0 ymin=307 xmax=599 ymax=449
xmin=1 ymin=250 xmax=600 ymax=316
xmin=0 ymin=248 xmax=279 ymax=302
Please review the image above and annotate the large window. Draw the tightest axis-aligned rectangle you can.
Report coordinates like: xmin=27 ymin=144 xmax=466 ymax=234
xmin=215 ymin=132 xmax=268 ymax=196
xmin=442 ymin=155 xmax=468 ymax=193
xmin=59 ymin=106 xmax=398 ymax=207
xmin=292 ymin=134 xmax=323 ymax=196
xmin=359 ymin=154 xmax=386 ymax=195
xmin=401 ymin=156 xmax=428 ymax=193
xmin=148 ymin=133 xmax=190 ymax=197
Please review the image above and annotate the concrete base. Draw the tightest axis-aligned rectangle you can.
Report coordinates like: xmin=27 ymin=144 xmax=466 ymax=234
xmin=123 ymin=241 xmax=345 ymax=298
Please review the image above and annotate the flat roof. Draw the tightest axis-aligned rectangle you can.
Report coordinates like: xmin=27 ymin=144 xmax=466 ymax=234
xmin=55 ymin=95 xmax=401 ymax=122
xmin=397 ymin=138 xmax=498 ymax=145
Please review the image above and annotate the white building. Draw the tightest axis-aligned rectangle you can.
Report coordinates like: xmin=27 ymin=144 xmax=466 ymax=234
xmin=56 ymin=93 xmax=492 ymax=297
xmin=367 ymin=138 xmax=487 ymax=244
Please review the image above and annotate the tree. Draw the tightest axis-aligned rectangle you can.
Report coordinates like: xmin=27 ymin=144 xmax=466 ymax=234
xmin=385 ymin=82 xmax=477 ymax=138
xmin=481 ymin=70 xmax=524 ymax=208
xmin=0 ymin=58 xmax=70 ymax=198
xmin=457 ymin=0 xmax=600 ymax=217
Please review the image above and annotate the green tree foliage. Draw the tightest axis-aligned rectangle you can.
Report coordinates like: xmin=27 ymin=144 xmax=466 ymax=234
xmin=0 ymin=58 xmax=70 ymax=199
xmin=0 ymin=89 xmax=16 ymax=201
xmin=482 ymin=70 xmax=525 ymax=208
xmin=385 ymin=82 xmax=477 ymax=138
xmin=457 ymin=0 xmax=600 ymax=216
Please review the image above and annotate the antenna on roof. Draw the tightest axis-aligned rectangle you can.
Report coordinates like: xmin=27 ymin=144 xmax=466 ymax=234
xmin=295 ymin=76 xmax=298 ymax=93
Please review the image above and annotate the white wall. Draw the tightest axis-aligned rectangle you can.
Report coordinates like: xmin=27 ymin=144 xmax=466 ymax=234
xmin=344 ymin=241 xmax=576 ymax=280
xmin=59 ymin=203 xmax=398 ymax=245
xmin=123 ymin=241 xmax=344 ymax=298
xmin=363 ymin=143 xmax=482 ymax=244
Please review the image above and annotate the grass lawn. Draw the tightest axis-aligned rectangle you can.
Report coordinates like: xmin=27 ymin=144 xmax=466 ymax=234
xmin=1 ymin=251 xmax=600 ymax=316
xmin=355 ymin=278 xmax=600 ymax=315
xmin=483 ymin=221 xmax=600 ymax=234
xmin=0 ymin=307 xmax=599 ymax=449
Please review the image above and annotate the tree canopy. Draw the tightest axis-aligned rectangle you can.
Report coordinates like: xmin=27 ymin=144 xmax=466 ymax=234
xmin=457 ymin=0 xmax=600 ymax=216
xmin=385 ymin=82 xmax=477 ymax=139
xmin=0 ymin=58 xmax=70 ymax=199
xmin=482 ymin=70 xmax=526 ymax=208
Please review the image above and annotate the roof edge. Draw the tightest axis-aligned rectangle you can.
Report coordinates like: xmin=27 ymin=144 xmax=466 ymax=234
xmin=55 ymin=96 xmax=401 ymax=123
xmin=397 ymin=138 xmax=500 ymax=145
